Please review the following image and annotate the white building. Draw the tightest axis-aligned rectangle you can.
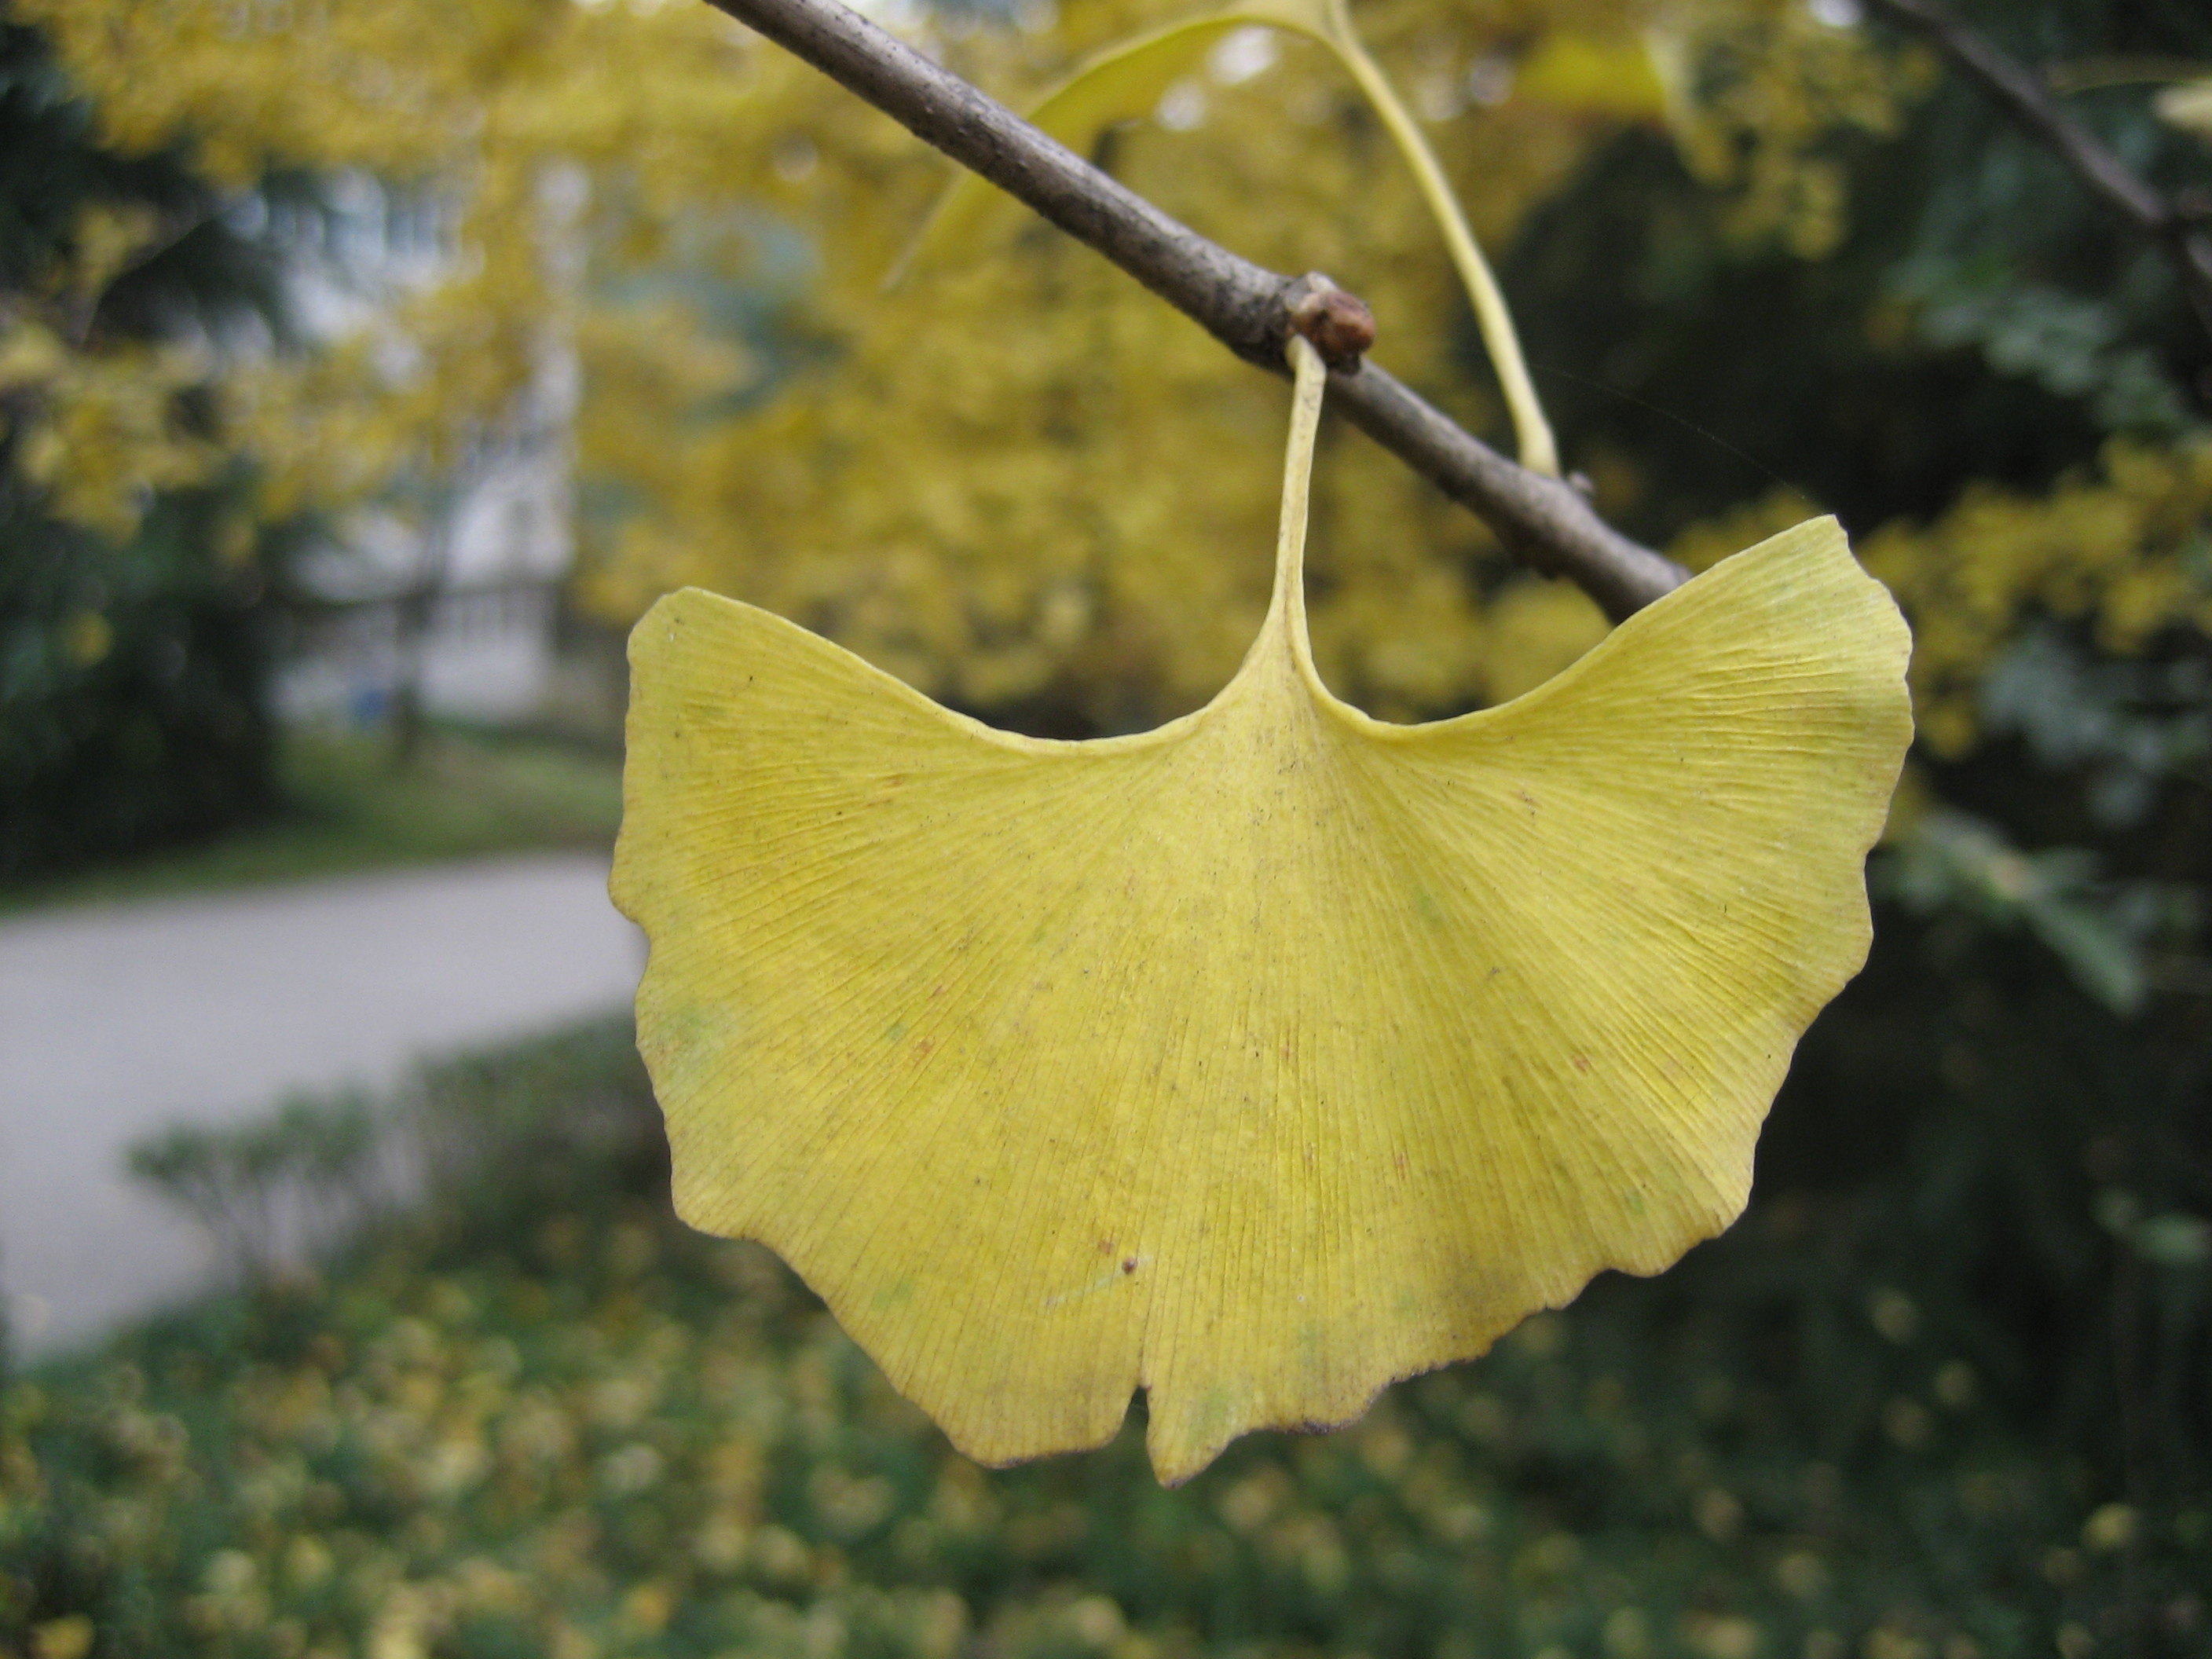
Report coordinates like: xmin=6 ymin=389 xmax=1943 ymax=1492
xmin=272 ymin=412 xmax=577 ymax=728
xmin=261 ymin=170 xmax=585 ymax=730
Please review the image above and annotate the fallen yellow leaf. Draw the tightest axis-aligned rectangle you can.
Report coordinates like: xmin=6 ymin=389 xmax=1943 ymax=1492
xmin=613 ymin=340 xmax=1911 ymax=1482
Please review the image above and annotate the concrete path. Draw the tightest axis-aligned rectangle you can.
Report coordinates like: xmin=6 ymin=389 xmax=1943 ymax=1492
xmin=0 ymin=854 xmax=643 ymax=1357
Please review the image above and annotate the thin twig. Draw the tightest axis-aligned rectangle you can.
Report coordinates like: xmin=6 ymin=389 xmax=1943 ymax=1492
xmin=698 ymin=0 xmax=1686 ymax=621
xmin=1866 ymin=0 xmax=2212 ymax=346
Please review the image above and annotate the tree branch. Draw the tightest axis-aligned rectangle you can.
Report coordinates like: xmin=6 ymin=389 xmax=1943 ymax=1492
xmin=1866 ymin=0 xmax=2212 ymax=346
xmin=698 ymin=0 xmax=1687 ymax=621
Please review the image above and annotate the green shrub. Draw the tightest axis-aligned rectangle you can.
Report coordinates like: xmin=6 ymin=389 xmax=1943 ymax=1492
xmin=5 ymin=1015 xmax=2206 ymax=1659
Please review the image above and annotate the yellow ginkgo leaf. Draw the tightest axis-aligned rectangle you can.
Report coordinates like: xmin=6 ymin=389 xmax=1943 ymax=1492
xmin=1514 ymin=31 xmax=1674 ymax=123
xmin=611 ymin=340 xmax=1912 ymax=1485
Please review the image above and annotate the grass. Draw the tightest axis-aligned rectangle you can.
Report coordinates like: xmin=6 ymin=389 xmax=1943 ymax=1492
xmin=2 ymin=1020 xmax=2203 ymax=1659
xmin=0 ymin=725 xmax=625 ymax=917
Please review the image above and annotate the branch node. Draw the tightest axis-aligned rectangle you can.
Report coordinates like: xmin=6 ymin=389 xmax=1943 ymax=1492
xmin=1286 ymin=273 xmax=1376 ymax=372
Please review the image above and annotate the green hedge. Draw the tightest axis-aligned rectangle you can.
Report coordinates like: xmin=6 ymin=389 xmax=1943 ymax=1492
xmin=3 ymin=1017 xmax=2204 ymax=1659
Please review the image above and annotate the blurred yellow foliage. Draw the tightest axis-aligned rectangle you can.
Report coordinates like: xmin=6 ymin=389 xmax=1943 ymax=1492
xmin=24 ymin=0 xmax=1981 ymax=731
xmin=0 ymin=199 xmax=233 ymax=540
xmin=0 ymin=318 xmax=218 ymax=542
xmin=1662 ymin=2 xmax=1926 ymax=258
xmin=1863 ymin=440 xmax=2212 ymax=755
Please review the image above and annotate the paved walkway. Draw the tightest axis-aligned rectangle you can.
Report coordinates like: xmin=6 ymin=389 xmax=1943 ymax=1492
xmin=0 ymin=854 xmax=643 ymax=1357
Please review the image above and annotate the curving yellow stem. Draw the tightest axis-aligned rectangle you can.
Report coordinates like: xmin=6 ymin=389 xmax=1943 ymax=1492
xmin=1310 ymin=0 xmax=1559 ymax=476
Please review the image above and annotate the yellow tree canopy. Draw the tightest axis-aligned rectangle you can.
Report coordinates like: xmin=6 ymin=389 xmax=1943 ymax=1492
xmin=24 ymin=0 xmax=1916 ymax=727
xmin=612 ymin=341 xmax=1913 ymax=1482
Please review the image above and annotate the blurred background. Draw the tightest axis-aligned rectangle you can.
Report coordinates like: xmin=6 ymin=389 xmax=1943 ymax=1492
xmin=2 ymin=0 xmax=2209 ymax=1654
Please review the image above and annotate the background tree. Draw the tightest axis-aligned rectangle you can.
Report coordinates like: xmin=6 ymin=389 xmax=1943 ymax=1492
xmin=0 ymin=19 xmax=288 ymax=877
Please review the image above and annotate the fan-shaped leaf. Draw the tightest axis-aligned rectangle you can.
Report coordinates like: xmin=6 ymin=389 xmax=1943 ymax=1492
xmin=611 ymin=344 xmax=1912 ymax=1482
